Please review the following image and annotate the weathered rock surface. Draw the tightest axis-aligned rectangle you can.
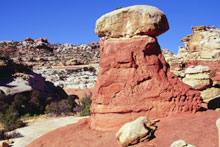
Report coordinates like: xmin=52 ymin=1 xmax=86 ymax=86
xmin=90 ymin=36 xmax=201 ymax=131
xmin=166 ymin=26 xmax=220 ymax=104
xmin=91 ymin=5 xmax=201 ymax=131
xmin=182 ymin=65 xmax=211 ymax=90
xmin=116 ymin=116 xmax=156 ymax=146
xmin=180 ymin=26 xmax=220 ymax=60
xmin=95 ymin=5 xmax=169 ymax=38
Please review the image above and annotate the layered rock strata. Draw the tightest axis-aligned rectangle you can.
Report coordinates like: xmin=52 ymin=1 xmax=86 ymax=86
xmin=0 ymin=38 xmax=100 ymax=90
xmin=166 ymin=26 xmax=220 ymax=103
xmin=90 ymin=5 xmax=201 ymax=131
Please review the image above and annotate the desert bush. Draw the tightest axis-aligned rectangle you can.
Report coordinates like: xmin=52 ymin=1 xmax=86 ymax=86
xmin=29 ymin=90 xmax=45 ymax=115
xmin=12 ymin=93 xmax=28 ymax=115
xmin=0 ymin=105 xmax=25 ymax=131
xmin=67 ymin=95 xmax=79 ymax=111
xmin=45 ymin=95 xmax=79 ymax=116
xmin=11 ymin=91 xmax=46 ymax=116
xmin=79 ymin=97 xmax=92 ymax=116
xmin=45 ymin=100 xmax=72 ymax=116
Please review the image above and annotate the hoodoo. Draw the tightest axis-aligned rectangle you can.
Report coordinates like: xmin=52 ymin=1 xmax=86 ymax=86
xmin=90 ymin=5 xmax=202 ymax=131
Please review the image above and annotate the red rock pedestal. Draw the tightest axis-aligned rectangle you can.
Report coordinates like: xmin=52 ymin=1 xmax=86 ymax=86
xmin=90 ymin=36 xmax=201 ymax=131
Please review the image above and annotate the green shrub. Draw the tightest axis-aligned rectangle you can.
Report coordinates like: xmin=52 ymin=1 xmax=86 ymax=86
xmin=45 ymin=100 xmax=72 ymax=116
xmin=67 ymin=95 xmax=79 ymax=111
xmin=0 ymin=105 xmax=25 ymax=131
xmin=79 ymin=98 xmax=92 ymax=116
xmin=12 ymin=93 xmax=28 ymax=115
xmin=45 ymin=95 xmax=79 ymax=116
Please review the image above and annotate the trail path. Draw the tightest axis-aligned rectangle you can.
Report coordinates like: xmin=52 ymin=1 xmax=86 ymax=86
xmin=0 ymin=116 xmax=87 ymax=147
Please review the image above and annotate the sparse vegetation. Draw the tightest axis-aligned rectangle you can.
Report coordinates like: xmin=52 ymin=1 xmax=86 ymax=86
xmin=79 ymin=97 xmax=92 ymax=116
xmin=0 ymin=89 xmax=80 ymax=133
xmin=45 ymin=95 xmax=79 ymax=116
xmin=0 ymin=105 xmax=25 ymax=131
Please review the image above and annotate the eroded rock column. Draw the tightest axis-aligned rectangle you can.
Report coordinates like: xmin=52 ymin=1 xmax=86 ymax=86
xmin=90 ymin=5 xmax=201 ymax=131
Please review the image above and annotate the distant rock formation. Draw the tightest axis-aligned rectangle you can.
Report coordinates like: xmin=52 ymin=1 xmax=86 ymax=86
xmin=34 ymin=66 xmax=98 ymax=89
xmin=0 ymin=57 xmax=67 ymax=99
xmin=166 ymin=26 xmax=220 ymax=104
xmin=90 ymin=5 xmax=201 ymax=131
xmin=0 ymin=38 xmax=100 ymax=89
xmin=0 ymin=38 xmax=100 ymax=67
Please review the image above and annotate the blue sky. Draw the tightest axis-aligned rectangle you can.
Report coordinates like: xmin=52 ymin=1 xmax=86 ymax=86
xmin=0 ymin=0 xmax=219 ymax=53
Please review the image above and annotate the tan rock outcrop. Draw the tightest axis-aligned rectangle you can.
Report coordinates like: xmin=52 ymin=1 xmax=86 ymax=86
xmin=95 ymin=5 xmax=169 ymax=38
xmin=201 ymin=87 xmax=220 ymax=103
xmin=182 ymin=65 xmax=211 ymax=90
xmin=179 ymin=26 xmax=220 ymax=61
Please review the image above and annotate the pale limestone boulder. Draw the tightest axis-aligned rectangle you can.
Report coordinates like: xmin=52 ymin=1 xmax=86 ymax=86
xmin=116 ymin=116 xmax=155 ymax=147
xmin=182 ymin=79 xmax=210 ymax=90
xmin=170 ymin=140 xmax=196 ymax=147
xmin=184 ymin=65 xmax=211 ymax=74
xmin=182 ymin=65 xmax=211 ymax=90
xmin=95 ymin=5 xmax=169 ymax=38
xmin=184 ymin=73 xmax=210 ymax=79
xmin=201 ymin=87 xmax=220 ymax=103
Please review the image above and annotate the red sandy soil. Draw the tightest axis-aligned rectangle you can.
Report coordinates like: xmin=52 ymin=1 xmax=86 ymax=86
xmin=28 ymin=110 xmax=220 ymax=147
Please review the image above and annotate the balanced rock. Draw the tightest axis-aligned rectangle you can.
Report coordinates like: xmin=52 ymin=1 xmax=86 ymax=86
xmin=90 ymin=5 xmax=201 ymax=131
xmin=95 ymin=5 xmax=169 ymax=38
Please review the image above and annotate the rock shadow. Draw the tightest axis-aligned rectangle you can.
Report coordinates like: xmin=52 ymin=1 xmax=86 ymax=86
xmin=207 ymin=97 xmax=220 ymax=110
